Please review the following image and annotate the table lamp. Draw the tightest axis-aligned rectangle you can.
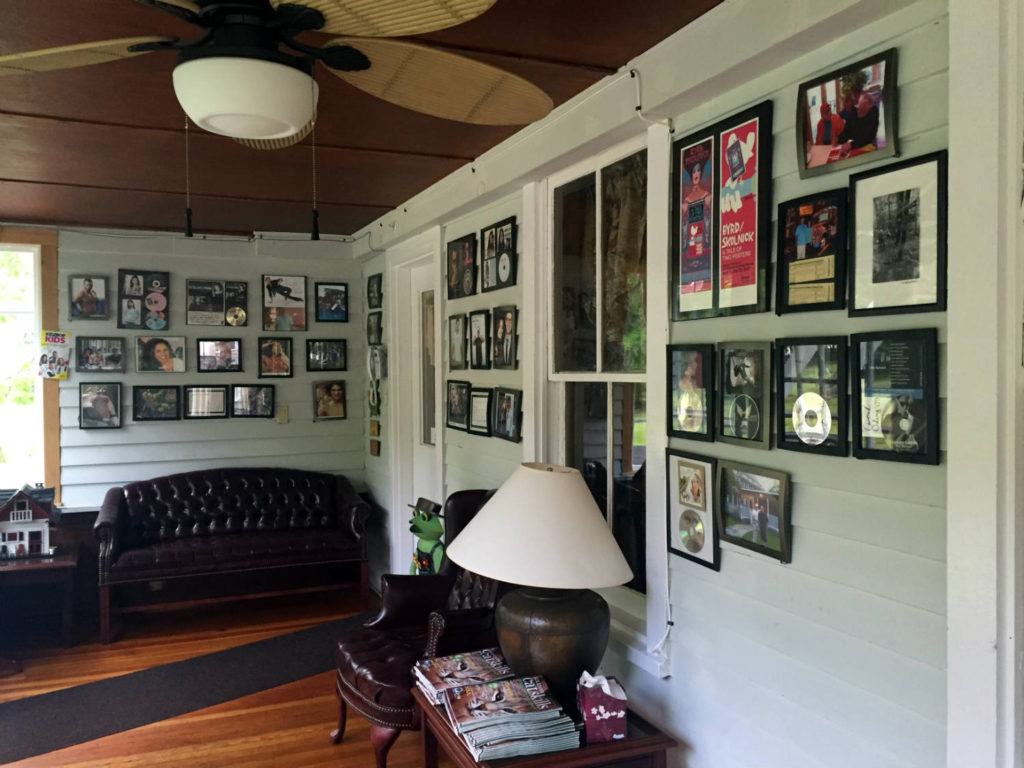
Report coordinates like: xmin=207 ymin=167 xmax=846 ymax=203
xmin=445 ymin=462 xmax=633 ymax=713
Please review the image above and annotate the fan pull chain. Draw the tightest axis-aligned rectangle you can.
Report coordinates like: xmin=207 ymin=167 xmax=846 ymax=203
xmin=184 ymin=116 xmax=194 ymax=238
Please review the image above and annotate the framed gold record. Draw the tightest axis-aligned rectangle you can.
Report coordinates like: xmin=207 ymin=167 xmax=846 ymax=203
xmin=666 ymin=448 xmax=719 ymax=571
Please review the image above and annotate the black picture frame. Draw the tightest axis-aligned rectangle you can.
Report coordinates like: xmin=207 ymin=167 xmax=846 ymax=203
xmin=68 ymin=275 xmax=109 ymax=320
xmin=183 ymin=385 xmax=229 ymax=419
xmin=367 ymin=311 xmax=383 ymax=345
xmin=366 ymin=273 xmax=383 ymax=309
xmin=666 ymin=448 xmax=719 ymax=571
xmin=262 ymin=274 xmax=307 ymax=331
xmin=775 ymin=188 xmax=848 ymax=314
xmin=79 ymin=382 xmax=121 ymax=429
xmin=258 ymin=337 xmax=293 ymax=378
xmin=75 ymin=336 xmax=126 ymax=373
xmin=717 ymin=459 xmax=792 ymax=563
xmin=480 ymin=216 xmax=517 ymax=292
xmin=775 ymin=336 xmax=847 ymax=456
xmin=313 ymin=380 xmax=347 ymax=421
xmin=132 ymin=385 xmax=180 ymax=421
xmin=446 ymin=379 xmax=471 ymax=431
xmin=468 ymin=388 xmax=493 ymax=436
xmin=448 ymin=314 xmax=467 ymax=370
xmin=718 ymin=341 xmax=771 ymax=449
xmin=306 ymin=338 xmax=347 ymax=371
xmin=118 ymin=269 xmax=170 ymax=331
xmin=446 ymin=233 xmax=477 ymax=300
xmin=850 ymin=327 xmax=939 ymax=464
xmin=468 ymin=309 xmax=490 ymax=370
xmin=314 ymin=281 xmax=348 ymax=322
xmin=231 ymin=385 xmax=275 ymax=418
xmin=667 ymin=343 xmax=714 ymax=441
xmin=492 ymin=305 xmax=518 ymax=370
xmin=196 ymin=338 xmax=242 ymax=373
xmin=186 ymin=279 xmax=227 ymax=326
xmin=492 ymin=386 xmax=523 ymax=443
xmin=135 ymin=336 xmax=186 ymax=373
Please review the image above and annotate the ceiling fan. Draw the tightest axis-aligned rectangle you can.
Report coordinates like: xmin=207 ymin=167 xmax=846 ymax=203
xmin=0 ymin=0 xmax=554 ymax=149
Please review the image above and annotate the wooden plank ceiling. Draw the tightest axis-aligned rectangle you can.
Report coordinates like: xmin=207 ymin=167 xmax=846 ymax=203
xmin=0 ymin=0 xmax=721 ymax=236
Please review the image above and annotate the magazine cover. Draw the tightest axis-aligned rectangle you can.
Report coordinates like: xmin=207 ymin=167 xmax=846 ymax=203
xmin=39 ymin=330 xmax=70 ymax=379
xmin=414 ymin=647 xmax=513 ymax=703
xmin=442 ymin=676 xmax=562 ymax=733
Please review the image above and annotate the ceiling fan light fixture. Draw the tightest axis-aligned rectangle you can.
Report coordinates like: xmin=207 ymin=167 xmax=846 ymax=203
xmin=172 ymin=56 xmax=318 ymax=140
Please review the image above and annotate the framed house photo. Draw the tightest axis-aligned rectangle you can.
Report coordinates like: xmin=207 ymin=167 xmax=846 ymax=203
xmin=313 ymin=380 xmax=347 ymax=421
xmin=718 ymin=341 xmax=771 ymax=449
xmin=492 ymin=305 xmax=517 ymax=370
xmin=306 ymin=338 xmax=347 ymax=371
xmin=314 ymin=282 xmax=348 ymax=322
xmin=796 ymin=48 xmax=898 ymax=179
xmin=132 ymin=385 xmax=180 ymax=421
xmin=480 ymin=216 xmax=517 ymax=292
xmin=446 ymin=379 xmax=470 ymax=431
xmin=849 ymin=151 xmax=948 ymax=316
xmin=851 ymin=327 xmax=938 ymax=464
xmin=367 ymin=273 xmax=383 ymax=309
xmin=468 ymin=309 xmax=490 ymax=369
xmin=262 ymin=274 xmax=306 ymax=331
xmin=448 ymin=314 xmax=467 ymax=370
xmin=136 ymin=336 xmax=186 ymax=373
xmin=69 ymin=275 xmax=109 ymax=320
xmin=231 ymin=384 xmax=275 ymax=418
xmin=258 ymin=337 xmax=292 ymax=378
xmin=183 ymin=385 xmax=228 ymax=419
xmin=666 ymin=449 xmax=719 ymax=571
xmin=492 ymin=387 xmax=523 ymax=442
xmin=776 ymin=188 xmax=848 ymax=313
xmin=775 ymin=336 xmax=847 ymax=456
xmin=717 ymin=459 xmax=792 ymax=563
xmin=79 ymin=382 xmax=121 ymax=429
xmin=197 ymin=338 xmax=242 ymax=373
xmin=367 ymin=311 xmax=383 ymax=345
xmin=667 ymin=343 xmax=714 ymax=441
xmin=118 ymin=269 xmax=169 ymax=331
xmin=468 ymin=388 xmax=493 ymax=436
xmin=446 ymin=233 xmax=477 ymax=300
xmin=75 ymin=336 xmax=125 ymax=373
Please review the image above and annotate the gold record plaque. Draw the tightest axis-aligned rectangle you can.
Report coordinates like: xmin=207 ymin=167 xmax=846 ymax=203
xmin=666 ymin=449 xmax=719 ymax=570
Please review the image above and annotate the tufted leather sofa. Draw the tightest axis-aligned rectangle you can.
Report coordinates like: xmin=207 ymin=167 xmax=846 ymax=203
xmin=94 ymin=467 xmax=370 ymax=643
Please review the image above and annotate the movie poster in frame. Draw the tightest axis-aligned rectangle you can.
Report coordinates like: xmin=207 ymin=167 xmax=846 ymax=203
xmin=666 ymin=449 xmax=719 ymax=571
xmin=718 ymin=341 xmax=771 ymax=449
xmin=775 ymin=188 xmax=848 ymax=313
xmin=775 ymin=336 xmax=847 ymax=456
xmin=667 ymin=344 xmax=714 ymax=441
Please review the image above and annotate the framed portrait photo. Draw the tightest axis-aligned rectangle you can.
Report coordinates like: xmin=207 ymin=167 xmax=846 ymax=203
xmin=717 ymin=460 xmax=792 ymax=563
xmin=492 ymin=387 xmax=523 ymax=443
xmin=446 ymin=233 xmax=477 ymax=300
xmin=718 ymin=341 xmax=771 ymax=449
xmin=366 ymin=273 xmax=383 ymax=309
xmin=132 ymin=385 xmax=180 ymax=422
xmin=796 ymin=48 xmax=898 ymax=179
xmin=135 ymin=336 xmax=186 ymax=373
xmin=775 ymin=336 xmax=847 ymax=456
xmin=262 ymin=274 xmax=306 ymax=331
xmin=231 ymin=384 xmax=275 ymax=418
xmin=314 ymin=281 xmax=348 ymax=322
xmin=666 ymin=449 xmax=719 ymax=571
xmin=446 ymin=379 xmax=470 ymax=431
xmin=776 ymin=188 xmax=848 ymax=313
xmin=313 ymin=380 xmax=347 ymax=421
xmin=118 ymin=269 xmax=170 ymax=331
xmin=468 ymin=309 xmax=490 ymax=370
xmin=197 ymin=338 xmax=242 ymax=373
xmin=448 ymin=314 xmax=467 ymax=370
xmin=69 ymin=275 xmax=109 ymax=320
xmin=79 ymin=382 xmax=121 ymax=429
xmin=667 ymin=343 xmax=714 ymax=441
xmin=183 ymin=385 xmax=228 ymax=419
xmin=306 ymin=338 xmax=347 ymax=371
xmin=480 ymin=216 xmax=517 ymax=292
xmin=849 ymin=151 xmax=948 ymax=316
xmin=468 ymin=388 xmax=493 ymax=436
xmin=491 ymin=305 xmax=517 ymax=370
xmin=367 ymin=311 xmax=383 ymax=345
xmin=258 ymin=337 xmax=292 ymax=378
xmin=75 ymin=336 xmax=126 ymax=373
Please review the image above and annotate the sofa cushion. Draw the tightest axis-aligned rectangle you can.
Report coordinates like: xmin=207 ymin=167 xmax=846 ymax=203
xmin=336 ymin=626 xmax=426 ymax=713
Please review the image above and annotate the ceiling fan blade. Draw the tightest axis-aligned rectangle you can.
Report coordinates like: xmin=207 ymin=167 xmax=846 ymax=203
xmin=326 ymin=38 xmax=552 ymax=126
xmin=272 ymin=0 xmax=496 ymax=37
xmin=234 ymin=117 xmax=314 ymax=150
xmin=0 ymin=37 xmax=172 ymax=76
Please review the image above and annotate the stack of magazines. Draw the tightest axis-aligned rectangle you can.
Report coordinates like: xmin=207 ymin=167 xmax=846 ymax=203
xmin=441 ymin=676 xmax=580 ymax=760
xmin=413 ymin=647 xmax=514 ymax=705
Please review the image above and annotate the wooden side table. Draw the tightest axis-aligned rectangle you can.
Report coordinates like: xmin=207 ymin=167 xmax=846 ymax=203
xmin=413 ymin=686 xmax=675 ymax=768
xmin=0 ymin=550 xmax=80 ymax=649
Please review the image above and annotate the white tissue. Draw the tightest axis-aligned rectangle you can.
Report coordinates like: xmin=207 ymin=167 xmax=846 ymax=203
xmin=578 ymin=670 xmax=627 ymax=700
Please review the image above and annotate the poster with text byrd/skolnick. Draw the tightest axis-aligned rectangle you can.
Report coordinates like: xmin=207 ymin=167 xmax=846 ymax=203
xmin=718 ymin=116 xmax=760 ymax=309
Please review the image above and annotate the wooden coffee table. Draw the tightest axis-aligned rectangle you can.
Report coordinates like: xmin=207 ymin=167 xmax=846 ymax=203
xmin=413 ymin=686 xmax=675 ymax=768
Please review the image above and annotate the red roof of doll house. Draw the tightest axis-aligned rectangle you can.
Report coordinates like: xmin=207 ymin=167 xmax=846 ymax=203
xmin=0 ymin=486 xmax=57 ymax=523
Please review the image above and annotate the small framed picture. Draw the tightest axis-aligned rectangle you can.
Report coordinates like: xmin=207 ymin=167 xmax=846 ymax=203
xmin=307 ymin=338 xmax=347 ymax=371
xmin=446 ymin=233 xmax=477 ymax=300
xmin=776 ymin=189 xmax=848 ymax=314
xmin=449 ymin=314 xmax=467 ymax=370
xmin=136 ymin=336 xmax=186 ymax=373
xmin=132 ymin=385 xmax=180 ymax=421
xmin=314 ymin=282 xmax=348 ymax=322
xmin=118 ymin=270 xmax=170 ymax=331
xmin=367 ymin=273 xmax=383 ymax=309
xmin=186 ymin=279 xmax=227 ymax=326
xmin=468 ymin=309 xmax=490 ymax=369
xmin=668 ymin=344 xmax=714 ymax=441
xmin=718 ymin=341 xmax=771 ymax=449
xmin=231 ymin=384 xmax=275 ymax=418
xmin=313 ymin=380 xmax=347 ymax=420
xmin=480 ymin=216 xmax=517 ymax=292
xmin=197 ymin=338 xmax=242 ymax=373
xmin=262 ymin=275 xmax=307 ymax=331
xmin=849 ymin=151 xmax=947 ymax=316
xmin=370 ymin=439 xmax=382 ymax=456
xmin=468 ymin=388 xmax=493 ymax=436
xmin=492 ymin=306 xmax=517 ymax=370
xmin=258 ymin=337 xmax=293 ymax=378
xmin=446 ymin=379 xmax=470 ymax=431
xmin=75 ymin=336 xmax=126 ymax=373
xmin=796 ymin=48 xmax=898 ymax=178
xmin=851 ymin=327 xmax=938 ymax=464
xmin=224 ymin=281 xmax=248 ymax=327
xmin=492 ymin=387 xmax=523 ymax=443
xmin=183 ymin=385 xmax=229 ymax=419
xmin=775 ymin=336 xmax=847 ymax=456
xmin=69 ymin=275 xmax=109 ymax=320
xmin=717 ymin=459 xmax=792 ymax=563
xmin=369 ymin=419 xmax=381 ymax=437
xmin=666 ymin=449 xmax=719 ymax=571
xmin=79 ymin=382 xmax=121 ymax=429
xmin=367 ymin=311 xmax=383 ymax=345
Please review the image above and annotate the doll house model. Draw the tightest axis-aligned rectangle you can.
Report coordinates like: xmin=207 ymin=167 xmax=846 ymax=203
xmin=0 ymin=485 xmax=57 ymax=558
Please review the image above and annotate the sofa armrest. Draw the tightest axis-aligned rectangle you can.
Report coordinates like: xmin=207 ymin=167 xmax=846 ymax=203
xmin=363 ymin=573 xmax=456 ymax=631
xmin=94 ymin=486 xmax=126 ymax=582
xmin=425 ymin=606 xmax=498 ymax=658
xmin=334 ymin=474 xmax=370 ymax=545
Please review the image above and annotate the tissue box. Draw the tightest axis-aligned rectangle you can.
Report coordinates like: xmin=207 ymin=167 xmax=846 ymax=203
xmin=577 ymin=675 xmax=627 ymax=743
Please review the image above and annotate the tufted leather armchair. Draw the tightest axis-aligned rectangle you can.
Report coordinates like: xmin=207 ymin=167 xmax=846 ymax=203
xmin=330 ymin=488 xmax=505 ymax=768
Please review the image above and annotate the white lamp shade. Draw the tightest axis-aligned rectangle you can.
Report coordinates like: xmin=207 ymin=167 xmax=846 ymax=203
xmin=172 ymin=57 xmax=318 ymax=140
xmin=445 ymin=462 xmax=633 ymax=589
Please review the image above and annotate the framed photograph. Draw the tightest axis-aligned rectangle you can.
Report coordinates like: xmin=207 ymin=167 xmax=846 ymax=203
xmin=132 ymin=385 xmax=180 ymax=421
xmin=776 ymin=189 xmax=848 ymax=313
xmin=480 ymin=216 xmax=517 ymax=292
xmin=775 ymin=336 xmax=847 ymax=456
xmin=369 ymin=419 xmax=381 ymax=437
xmin=183 ymin=385 xmax=228 ymax=419
xmin=668 ymin=344 xmax=714 ymax=441
xmin=224 ymin=281 xmax=248 ymax=327
xmin=468 ymin=388 xmax=493 ymax=436
xmin=717 ymin=460 xmax=792 ymax=563
xmin=197 ymin=338 xmax=242 ymax=373
xmin=75 ymin=336 xmax=125 ymax=373
xmin=672 ymin=101 xmax=774 ymax=320
xmin=492 ymin=305 xmax=517 ymax=370
xmin=468 ymin=309 xmax=490 ymax=369
xmin=446 ymin=233 xmax=477 ymax=300
xmin=307 ymin=338 xmax=347 ymax=371
xmin=492 ymin=386 xmax=523 ymax=443
xmin=851 ymin=327 xmax=938 ymax=464
xmin=796 ymin=48 xmax=898 ymax=179
xmin=231 ymin=384 xmax=275 ymax=418
xmin=849 ymin=151 xmax=947 ymax=316
xmin=448 ymin=314 xmax=467 ymax=370
xmin=446 ymin=379 xmax=470 ymax=431
xmin=135 ymin=336 xmax=186 ymax=373
xmin=367 ymin=311 xmax=383 ymax=345
xmin=79 ymin=382 xmax=121 ymax=429
xmin=262 ymin=274 xmax=306 ymax=331
xmin=69 ymin=275 xmax=109 ymax=320
xmin=367 ymin=273 xmax=383 ymax=309
xmin=118 ymin=269 xmax=169 ymax=331
xmin=313 ymin=380 xmax=347 ymax=421
xmin=718 ymin=341 xmax=771 ymax=449
xmin=258 ymin=337 xmax=292 ymax=378
xmin=370 ymin=439 xmax=382 ymax=457
xmin=186 ymin=279 xmax=226 ymax=326
xmin=314 ymin=282 xmax=348 ymax=322
xmin=666 ymin=449 xmax=719 ymax=571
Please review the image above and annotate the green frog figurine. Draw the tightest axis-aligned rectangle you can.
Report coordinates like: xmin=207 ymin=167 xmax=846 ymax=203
xmin=409 ymin=497 xmax=444 ymax=575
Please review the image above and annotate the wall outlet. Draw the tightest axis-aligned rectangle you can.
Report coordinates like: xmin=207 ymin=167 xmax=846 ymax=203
xmin=275 ymin=405 xmax=289 ymax=424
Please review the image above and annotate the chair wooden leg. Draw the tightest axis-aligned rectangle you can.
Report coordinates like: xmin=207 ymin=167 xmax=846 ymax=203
xmin=369 ymin=724 xmax=401 ymax=768
xmin=99 ymin=585 xmax=111 ymax=644
xmin=329 ymin=690 xmax=347 ymax=744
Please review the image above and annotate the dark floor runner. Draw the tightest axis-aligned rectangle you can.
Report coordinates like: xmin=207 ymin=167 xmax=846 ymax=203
xmin=0 ymin=611 xmax=370 ymax=765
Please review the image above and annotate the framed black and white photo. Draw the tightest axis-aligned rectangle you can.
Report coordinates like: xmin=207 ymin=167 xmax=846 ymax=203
xmin=186 ymin=279 xmax=226 ymax=326
xmin=367 ymin=311 xmax=383 ymax=345
xmin=480 ymin=216 xmax=517 ymax=292
xmin=262 ymin=274 xmax=306 ymax=331
xmin=446 ymin=233 xmax=477 ymax=300
xmin=491 ymin=305 xmax=517 ymax=370
xmin=231 ymin=384 xmax=275 ymax=418
xmin=668 ymin=343 xmax=714 ymax=441
xmin=468 ymin=388 xmax=493 ymax=436
xmin=468 ymin=309 xmax=490 ymax=370
xmin=183 ymin=385 xmax=228 ymax=419
xmin=135 ymin=336 xmax=186 ymax=373
xmin=258 ymin=337 xmax=292 ymax=378
xmin=448 ymin=314 xmax=467 ymax=370
xmin=313 ymin=380 xmax=347 ymax=421
xmin=776 ymin=189 xmax=848 ymax=313
xmin=118 ymin=269 xmax=169 ymax=331
xmin=492 ymin=386 xmax=523 ymax=443
xmin=775 ymin=336 xmax=847 ymax=456
xmin=75 ymin=336 xmax=125 ymax=373
xmin=366 ymin=273 xmax=383 ymax=309
xmin=851 ymin=327 xmax=938 ymax=464
xmin=306 ymin=338 xmax=347 ymax=371
xmin=446 ymin=379 xmax=470 ymax=431
xmin=717 ymin=460 xmax=792 ymax=563
xmin=718 ymin=341 xmax=771 ymax=449
xmin=314 ymin=282 xmax=348 ymax=322
xmin=79 ymin=382 xmax=121 ymax=429
xmin=197 ymin=338 xmax=242 ymax=373
xmin=849 ymin=151 xmax=947 ymax=316
xmin=69 ymin=275 xmax=109 ymax=320
xmin=132 ymin=385 xmax=180 ymax=421
xmin=666 ymin=449 xmax=719 ymax=571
